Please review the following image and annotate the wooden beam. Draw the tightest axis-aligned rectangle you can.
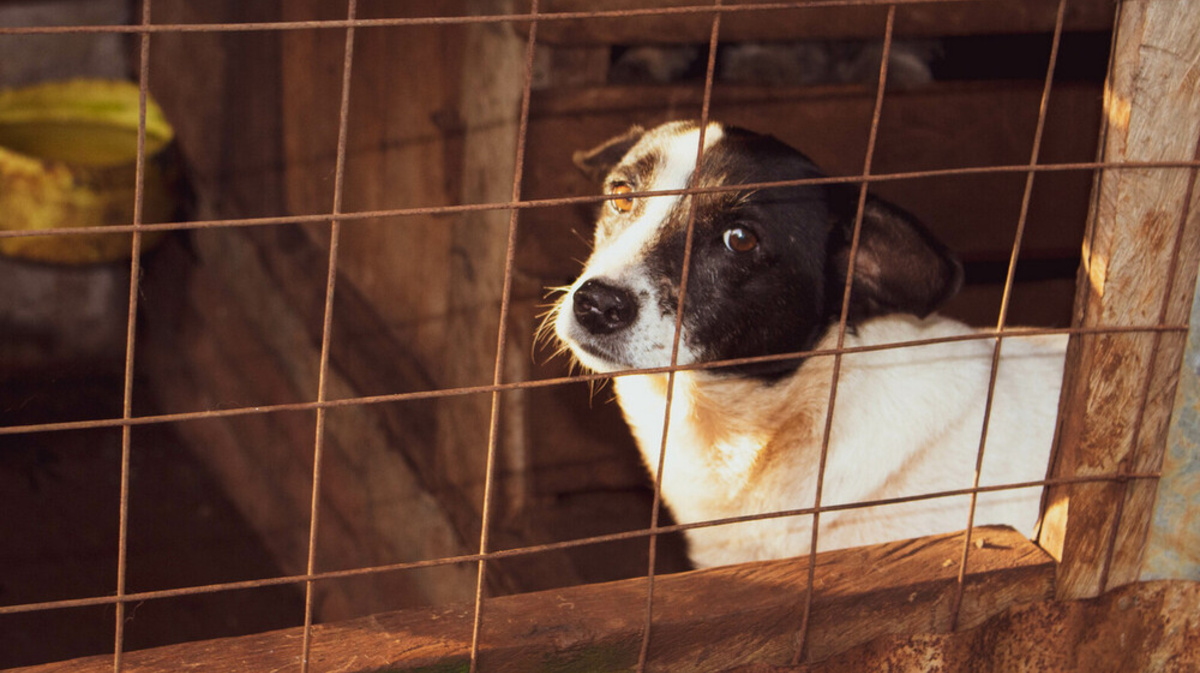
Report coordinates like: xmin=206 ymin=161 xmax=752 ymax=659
xmin=9 ymin=526 xmax=1054 ymax=672
xmin=532 ymin=0 xmax=1115 ymax=45
xmin=1039 ymin=0 xmax=1200 ymax=600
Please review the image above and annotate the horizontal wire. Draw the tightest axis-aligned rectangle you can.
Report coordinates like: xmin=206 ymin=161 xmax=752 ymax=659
xmin=0 ymin=0 xmax=998 ymax=37
xmin=0 ymin=468 xmax=1160 ymax=618
xmin=1 ymin=158 xmax=1197 ymax=242
xmin=0 ymin=323 xmax=1186 ymax=438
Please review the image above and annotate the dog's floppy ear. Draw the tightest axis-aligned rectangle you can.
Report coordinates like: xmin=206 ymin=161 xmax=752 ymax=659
xmin=573 ymin=125 xmax=645 ymax=182
xmin=832 ymin=194 xmax=963 ymax=320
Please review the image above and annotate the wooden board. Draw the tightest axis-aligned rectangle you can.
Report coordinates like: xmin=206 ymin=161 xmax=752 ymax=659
xmin=8 ymin=526 xmax=1054 ymax=673
xmin=782 ymin=580 xmax=1200 ymax=673
xmin=1039 ymin=0 xmax=1200 ymax=600
xmin=531 ymin=0 xmax=1115 ymax=45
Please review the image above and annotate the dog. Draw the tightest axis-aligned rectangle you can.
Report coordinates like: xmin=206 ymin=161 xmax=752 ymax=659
xmin=550 ymin=120 xmax=1067 ymax=568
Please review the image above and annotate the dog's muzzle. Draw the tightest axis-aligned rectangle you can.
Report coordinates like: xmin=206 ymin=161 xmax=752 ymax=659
xmin=572 ymin=278 xmax=638 ymax=335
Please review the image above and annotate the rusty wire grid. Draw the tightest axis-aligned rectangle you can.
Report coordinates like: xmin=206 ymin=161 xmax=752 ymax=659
xmin=1 ymin=0 xmax=1197 ymax=672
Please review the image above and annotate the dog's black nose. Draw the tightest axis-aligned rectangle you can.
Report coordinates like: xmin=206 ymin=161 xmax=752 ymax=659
xmin=573 ymin=278 xmax=638 ymax=335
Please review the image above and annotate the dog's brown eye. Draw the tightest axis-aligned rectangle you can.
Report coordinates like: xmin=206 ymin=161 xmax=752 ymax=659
xmin=609 ymin=183 xmax=635 ymax=213
xmin=723 ymin=226 xmax=758 ymax=252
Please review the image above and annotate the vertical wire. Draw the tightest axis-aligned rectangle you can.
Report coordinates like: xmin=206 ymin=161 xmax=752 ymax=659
xmin=634 ymin=3 xmax=723 ymax=671
xmin=790 ymin=4 xmax=895 ymax=666
xmin=947 ymin=0 xmax=1067 ymax=631
xmin=112 ymin=1 xmax=153 ymax=670
xmin=299 ymin=0 xmax=358 ymax=668
xmin=467 ymin=1 xmax=540 ymax=670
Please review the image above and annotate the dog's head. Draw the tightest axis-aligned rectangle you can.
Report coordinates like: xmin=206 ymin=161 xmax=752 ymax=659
xmin=553 ymin=120 xmax=962 ymax=379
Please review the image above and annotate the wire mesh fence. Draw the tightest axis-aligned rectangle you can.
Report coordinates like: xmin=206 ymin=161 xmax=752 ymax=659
xmin=1 ymin=1 xmax=1196 ymax=671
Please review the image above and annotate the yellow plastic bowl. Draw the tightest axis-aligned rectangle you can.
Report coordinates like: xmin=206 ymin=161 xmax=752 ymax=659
xmin=0 ymin=79 xmax=181 ymax=264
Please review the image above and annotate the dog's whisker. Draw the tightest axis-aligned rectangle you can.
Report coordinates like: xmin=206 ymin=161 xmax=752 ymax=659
xmin=569 ymin=228 xmax=594 ymax=249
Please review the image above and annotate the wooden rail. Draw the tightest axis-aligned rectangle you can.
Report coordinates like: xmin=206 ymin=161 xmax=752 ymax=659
xmin=9 ymin=527 xmax=1053 ymax=672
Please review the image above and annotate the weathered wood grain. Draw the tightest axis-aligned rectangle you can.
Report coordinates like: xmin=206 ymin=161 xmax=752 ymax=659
xmin=8 ymin=526 xmax=1054 ymax=673
xmin=1039 ymin=0 xmax=1200 ymax=600
xmin=773 ymin=580 xmax=1200 ymax=673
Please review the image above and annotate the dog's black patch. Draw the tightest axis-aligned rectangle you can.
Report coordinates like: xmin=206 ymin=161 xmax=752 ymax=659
xmin=639 ymin=125 xmax=962 ymax=380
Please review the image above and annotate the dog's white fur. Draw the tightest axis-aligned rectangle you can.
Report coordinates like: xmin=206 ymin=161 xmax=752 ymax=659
xmin=614 ymin=317 xmax=1064 ymax=568
xmin=555 ymin=121 xmax=1067 ymax=567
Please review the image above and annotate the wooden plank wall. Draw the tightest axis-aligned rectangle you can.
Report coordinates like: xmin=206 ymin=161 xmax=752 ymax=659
xmin=142 ymin=0 xmax=496 ymax=619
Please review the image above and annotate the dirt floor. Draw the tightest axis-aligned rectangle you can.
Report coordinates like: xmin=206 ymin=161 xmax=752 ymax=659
xmin=0 ymin=372 xmax=305 ymax=669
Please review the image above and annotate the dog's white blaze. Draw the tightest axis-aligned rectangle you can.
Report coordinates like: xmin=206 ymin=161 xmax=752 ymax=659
xmin=573 ymin=123 xmax=723 ymax=286
xmin=558 ymin=123 xmax=724 ymax=371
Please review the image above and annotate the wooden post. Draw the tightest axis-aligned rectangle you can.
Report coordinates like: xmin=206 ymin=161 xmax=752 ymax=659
xmin=1039 ymin=0 xmax=1200 ymax=600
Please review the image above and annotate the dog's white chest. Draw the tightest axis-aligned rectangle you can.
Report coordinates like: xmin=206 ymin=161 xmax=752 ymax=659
xmin=612 ymin=316 xmax=1066 ymax=568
